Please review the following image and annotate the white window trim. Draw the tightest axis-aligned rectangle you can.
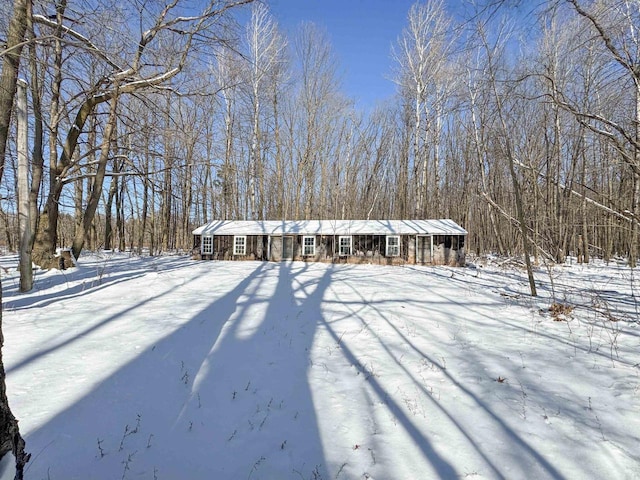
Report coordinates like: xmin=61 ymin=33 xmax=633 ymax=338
xmin=302 ymin=235 xmax=316 ymax=256
xmin=234 ymin=235 xmax=246 ymax=255
xmin=202 ymin=235 xmax=213 ymax=255
xmin=338 ymin=235 xmax=352 ymax=256
xmin=386 ymin=235 xmax=400 ymax=257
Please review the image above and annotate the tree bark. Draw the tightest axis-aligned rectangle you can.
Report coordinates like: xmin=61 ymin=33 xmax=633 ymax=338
xmin=27 ymin=0 xmax=44 ymax=254
xmin=0 ymin=0 xmax=31 ymax=474
xmin=17 ymin=79 xmax=33 ymax=292
xmin=0 ymin=317 xmax=30 ymax=477
xmin=116 ymin=169 xmax=126 ymax=251
xmin=0 ymin=0 xmax=28 ymax=185
xmin=104 ymin=173 xmax=117 ymax=250
xmin=138 ymin=151 xmax=150 ymax=254
xmin=71 ymin=92 xmax=119 ymax=259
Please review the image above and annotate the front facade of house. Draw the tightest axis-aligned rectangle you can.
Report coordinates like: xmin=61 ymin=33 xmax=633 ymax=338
xmin=192 ymin=219 xmax=467 ymax=266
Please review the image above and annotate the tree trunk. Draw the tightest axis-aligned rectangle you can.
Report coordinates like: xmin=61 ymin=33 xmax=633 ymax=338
xmin=138 ymin=155 xmax=150 ymax=254
xmin=0 ymin=311 xmax=30 ymax=476
xmin=630 ymin=81 xmax=640 ymax=268
xmin=71 ymin=93 xmax=119 ymax=259
xmin=580 ymin=136 xmax=589 ymax=263
xmin=0 ymin=0 xmax=28 ymax=185
xmin=34 ymin=108 xmax=99 ymax=267
xmin=482 ymin=30 xmax=537 ymax=295
xmin=222 ymin=91 xmax=234 ymax=220
xmin=468 ymin=79 xmax=505 ymax=255
xmin=104 ymin=174 xmax=117 ymax=250
xmin=32 ymin=1 xmax=66 ymax=269
xmin=398 ymin=106 xmax=411 ymax=219
xmin=27 ymin=0 xmax=44 ymax=253
xmin=17 ymin=79 xmax=33 ymax=292
xmin=0 ymin=209 xmax=14 ymax=252
xmin=161 ymin=165 xmax=172 ymax=252
xmin=116 ymin=171 xmax=126 ymax=252
xmin=0 ymin=0 xmax=30 ymax=472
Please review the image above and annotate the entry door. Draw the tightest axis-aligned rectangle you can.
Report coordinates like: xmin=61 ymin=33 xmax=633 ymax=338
xmin=416 ymin=236 xmax=431 ymax=264
xmin=270 ymin=236 xmax=282 ymax=261
xmin=282 ymin=236 xmax=294 ymax=260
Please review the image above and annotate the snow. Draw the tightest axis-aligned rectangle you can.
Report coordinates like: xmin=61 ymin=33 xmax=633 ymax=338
xmin=2 ymin=253 xmax=639 ymax=479
xmin=0 ymin=453 xmax=16 ymax=480
xmin=192 ymin=219 xmax=468 ymax=236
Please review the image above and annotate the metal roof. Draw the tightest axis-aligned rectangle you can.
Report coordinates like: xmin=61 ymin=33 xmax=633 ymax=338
xmin=193 ymin=219 xmax=467 ymax=236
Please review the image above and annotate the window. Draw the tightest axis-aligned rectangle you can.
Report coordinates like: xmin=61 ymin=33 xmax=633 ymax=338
xmin=303 ymin=236 xmax=316 ymax=256
xmin=234 ymin=236 xmax=246 ymax=255
xmin=338 ymin=236 xmax=352 ymax=256
xmin=386 ymin=235 xmax=400 ymax=257
xmin=202 ymin=236 xmax=213 ymax=255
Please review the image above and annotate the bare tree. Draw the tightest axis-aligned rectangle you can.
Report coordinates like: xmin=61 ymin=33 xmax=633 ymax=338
xmin=465 ymin=53 xmax=507 ymax=255
xmin=392 ymin=0 xmax=453 ymax=218
xmin=293 ymin=22 xmax=347 ymax=219
xmin=16 ymin=78 xmax=32 ymax=291
xmin=244 ymin=2 xmax=286 ymax=219
xmin=559 ymin=0 xmax=640 ymax=267
xmin=71 ymin=89 xmax=120 ymax=258
xmin=212 ymin=45 xmax=243 ymax=220
xmin=31 ymin=0 xmax=253 ymax=266
xmin=478 ymin=23 xmax=538 ymax=295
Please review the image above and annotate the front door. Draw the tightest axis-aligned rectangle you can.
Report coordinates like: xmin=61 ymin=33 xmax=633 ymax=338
xmin=282 ymin=236 xmax=294 ymax=260
xmin=416 ymin=236 xmax=431 ymax=265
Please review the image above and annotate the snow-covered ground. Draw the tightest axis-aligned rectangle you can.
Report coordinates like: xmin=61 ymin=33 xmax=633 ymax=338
xmin=2 ymin=253 xmax=639 ymax=480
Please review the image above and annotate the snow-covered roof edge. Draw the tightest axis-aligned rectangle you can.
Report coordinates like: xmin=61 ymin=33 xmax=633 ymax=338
xmin=193 ymin=219 xmax=467 ymax=236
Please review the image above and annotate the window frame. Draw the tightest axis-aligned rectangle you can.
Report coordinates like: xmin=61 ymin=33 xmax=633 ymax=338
xmin=233 ymin=235 xmax=247 ymax=256
xmin=386 ymin=235 xmax=400 ymax=257
xmin=202 ymin=235 xmax=213 ymax=255
xmin=338 ymin=235 xmax=352 ymax=256
xmin=302 ymin=235 xmax=316 ymax=256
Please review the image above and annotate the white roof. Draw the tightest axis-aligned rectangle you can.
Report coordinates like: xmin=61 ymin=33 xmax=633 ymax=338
xmin=193 ymin=219 xmax=467 ymax=236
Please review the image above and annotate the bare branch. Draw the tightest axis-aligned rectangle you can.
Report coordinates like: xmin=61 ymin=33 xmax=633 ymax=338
xmin=513 ymin=159 xmax=640 ymax=227
xmin=566 ymin=0 xmax=637 ymax=76
xmin=32 ymin=14 xmax=124 ymax=71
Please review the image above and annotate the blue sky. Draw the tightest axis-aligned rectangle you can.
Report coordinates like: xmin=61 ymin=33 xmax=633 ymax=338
xmin=267 ymin=0 xmax=423 ymax=110
xmin=265 ymin=1 xmax=536 ymax=111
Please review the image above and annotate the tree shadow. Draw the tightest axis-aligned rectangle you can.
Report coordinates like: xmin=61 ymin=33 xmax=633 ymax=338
xmin=12 ymin=258 xmax=618 ymax=479
xmin=3 ymin=254 xmax=190 ymax=311
xmin=314 ymin=264 xmax=570 ymax=479
xmin=18 ymin=261 xmax=333 ymax=480
xmin=6 ymin=257 xmax=207 ymax=376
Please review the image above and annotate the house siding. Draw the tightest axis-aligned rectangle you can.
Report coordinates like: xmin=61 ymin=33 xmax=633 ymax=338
xmin=192 ymin=220 xmax=467 ymax=266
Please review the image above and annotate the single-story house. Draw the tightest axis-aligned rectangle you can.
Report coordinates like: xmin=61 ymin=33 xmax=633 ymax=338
xmin=192 ymin=219 xmax=467 ymax=266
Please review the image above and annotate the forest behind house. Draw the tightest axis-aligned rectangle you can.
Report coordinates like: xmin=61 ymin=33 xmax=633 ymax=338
xmin=1 ymin=0 xmax=639 ymax=270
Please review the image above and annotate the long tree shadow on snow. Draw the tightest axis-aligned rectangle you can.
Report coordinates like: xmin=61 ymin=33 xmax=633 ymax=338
xmin=6 ymin=256 xmax=206 ymax=376
xmin=3 ymin=255 xmax=189 ymax=311
xmin=18 ymin=259 xmax=572 ymax=480
xmin=21 ymin=261 xmax=333 ymax=480
xmin=318 ymin=266 xmax=568 ymax=479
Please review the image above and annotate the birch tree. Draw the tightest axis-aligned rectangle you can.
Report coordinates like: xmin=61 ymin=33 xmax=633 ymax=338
xmin=245 ymin=2 xmax=286 ymax=219
xmin=16 ymin=78 xmax=32 ymax=291
xmin=211 ymin=46 xmax=243 ymax=220
xmin=465 ymin=51 xmax=508 ymax=255
xmin=392 ymin=0 xmax=452 ymax=217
